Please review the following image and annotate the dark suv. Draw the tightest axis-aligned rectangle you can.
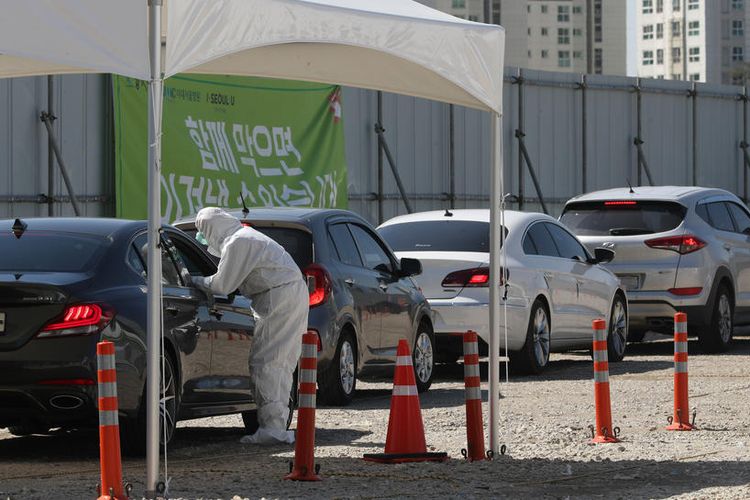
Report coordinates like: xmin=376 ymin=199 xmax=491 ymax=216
xmin=174 ymin=208 xmax=434 ymax=405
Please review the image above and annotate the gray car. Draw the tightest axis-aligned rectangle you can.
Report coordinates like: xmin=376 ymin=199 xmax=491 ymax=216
xmin=561 ymin=186 xmax=750 ymax=352
xmin=174 ymin=208 xmax=434 ymax=405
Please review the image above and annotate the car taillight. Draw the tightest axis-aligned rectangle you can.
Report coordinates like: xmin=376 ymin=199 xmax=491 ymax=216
xmin=442 ymin=267 xmax=493 ymax=288
xmin=37 ymin=304 xmax=113 ymax=338
xmin=604 ymin=200 xmax=637 ymax=206
xmin=304 ymin=264 xmax=332 ymax=308
xmin=668 ymin=287 xmax=703 ymax=296
xmin=645 ymin=235 xmax=706 ymax=254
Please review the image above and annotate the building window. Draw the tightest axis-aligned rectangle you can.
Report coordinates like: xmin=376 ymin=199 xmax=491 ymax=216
xmin=541 ymin=27 xmax=549 ymax=35
xmin=594 ymin=0 xmax=603 ymax=42
xmin=673 ymin=0 xmax=681 ymax=11
xmin=657 ymin=23 xmax=664 ymax=39
xmin=732 ymin=0 xmax=744 ymax=9
xmin=643 ymin=50 xmax=655 ymax=65
xmin=541 ymin=49 xmax=549 ymax=58
xmin=643 ymin=25 xmax=654 ymax=40
xmin=452 ymin=0 xmax=466 ymax=8
xmin=688 ymin=0 xmax=699 ymax=10
xmin=672 ymin=73 xmax=681 ymax=79
xmin=468 ymin=15 xmax=479 ymax=21
xmin=528 ymin=49 xmax=532 ymax=58
xmin=672 ymin=47 xmax=682 ymax=63
xmin=689 ymin=47 xmax=700 ymax=62
xmin=690 ymin=73 xmax=700 ymax=81
xmin=657 ymin=75 xmax=665 ymax=79
xmin=573 ymin=28 xmax=583 ymax=36
xmin=527 ymin=4 xmax=531 ymax=12
xmin=672 ymin=21 xmax=681 ymax=37
xmin=527 ymin=27 xmax=531 ymax=35
xmin=558 ymin=51 xmax=571 ymax=67
xmin=657 ymin=49 xmax=664 ymax=64
xmin=573 ymin=5 xmax=583 ymax=14
xmin=643 ymin=0 xmax=653 ymax=14
xmin=558 ymin=5 xmax=570 ymax=22
xmin=558 ymin=28 xmax=570 ymax=44
xmin=733 ymin=46 xmax=744 ymax=61
xmin=541 ymin=5 xmax=548 ymax=13
xmin=595 ymin=48 xmax=603 ymax=74
xmin=657 ymin=0 xmax=664 ymax=12
xmin=733 ymin=20 xmax=744 ymax=36
xmin=573 ymin=51 xmax=583 ymax=59
xmin=688 ymin=21 xmax=700 ymax=36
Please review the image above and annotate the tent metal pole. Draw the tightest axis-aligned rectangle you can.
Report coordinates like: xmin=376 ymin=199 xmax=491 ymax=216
xmin=449 ymin=104 xmax=455 ymax=209
xmin=377 ymin=91 xmax=384 ymax=224
xmin=488 ymin=112 xmax=503 ymax=455
xmin=145 ymin=0 xmax=164 ymax=497
xmin=40 ymin=112 xmax=81 ymax=216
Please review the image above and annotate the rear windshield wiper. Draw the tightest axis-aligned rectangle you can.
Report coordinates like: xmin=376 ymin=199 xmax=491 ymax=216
xmin=609 ymin=227 xmax=655 ymax=236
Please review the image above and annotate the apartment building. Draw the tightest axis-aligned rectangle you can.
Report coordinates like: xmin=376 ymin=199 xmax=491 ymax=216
xmin=637 ymin=0 xmax=747 ymax=83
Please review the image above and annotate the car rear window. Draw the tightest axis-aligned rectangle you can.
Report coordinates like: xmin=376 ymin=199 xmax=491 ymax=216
xmin=560 ymin=201 xmax=687 ymax=236
xmin=181 ymin=226 xmax=313 ymax=269
xmin=0 ymin=231 xmax=109 ymax=272
xmin=378 ymin=221 xmax=497 ymax=252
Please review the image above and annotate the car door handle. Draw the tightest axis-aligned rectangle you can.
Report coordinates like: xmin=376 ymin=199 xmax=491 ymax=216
xmin=344 ymin=278 xmax=355 ymax=286
xmin=378 ymin=282 xmax=388 ymax=291
xmin=723 ymin=244 xmax=732 ymax=252
xmin=209 ymin=307 xmax=223 ymax=320
xmin=165 ymin=305 xmax=179 ymax=316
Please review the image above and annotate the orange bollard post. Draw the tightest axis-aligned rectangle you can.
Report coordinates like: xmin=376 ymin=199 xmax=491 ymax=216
xmin=667 ymin=313 xmax=695 ymax=431
xmin=285 ymin=330 xmax=321 ymax=481
xmin=96 ymin=341 xmax=127 ymax=500
xmin=461 ymin=331 xmax=486 ymax=462
xmin=591 ymin=319 xmax=620 ymax=443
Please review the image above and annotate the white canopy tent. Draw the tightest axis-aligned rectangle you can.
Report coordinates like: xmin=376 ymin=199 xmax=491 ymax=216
xmin=1 ymin=0 xmax=505 ymax=495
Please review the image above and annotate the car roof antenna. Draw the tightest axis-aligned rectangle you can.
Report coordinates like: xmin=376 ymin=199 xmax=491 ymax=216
xmin=626 ymin=178 xmax=635 ymax=194
xmin=444 ymin=208 xmax=453 ymax=217
xmin=240 ymin=193 xmax=250 ymax=218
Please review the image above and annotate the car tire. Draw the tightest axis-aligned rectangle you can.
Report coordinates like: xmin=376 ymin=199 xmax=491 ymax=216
xmin=512 ymin=299 xmax=551 ymax=375
xmin=607 ymin=294 xmax=628 ymax=362
xmin=121 ymin=354 xmax=179 ymax=457
xmin=241 ymin=371 xmax=297 ymax=434
xmin=413 ymin=322 xmax=435 ymax=393
xmin=319 ymin=330 xmax=357 ymax=406
xmin=698 ymin=285 xmax=733 ymax=353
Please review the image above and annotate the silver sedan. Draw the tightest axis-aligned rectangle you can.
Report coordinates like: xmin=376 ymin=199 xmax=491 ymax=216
xmin=379 ymin=209 xmax=628 ymax=373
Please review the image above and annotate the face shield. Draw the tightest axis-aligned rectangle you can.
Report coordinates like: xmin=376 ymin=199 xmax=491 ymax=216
xmin=196 ymin=231 xmax=221 ymax=257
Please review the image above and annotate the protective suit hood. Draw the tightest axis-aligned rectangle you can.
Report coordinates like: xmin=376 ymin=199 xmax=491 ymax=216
xmin=195 ymin=207 xmax=243 ymax=257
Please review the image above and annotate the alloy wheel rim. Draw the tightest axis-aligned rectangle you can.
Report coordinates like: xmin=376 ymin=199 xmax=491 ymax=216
xmin=160 ymin=359 xmax=177 ymax=444
xmin=339 ymin=340 xmax=355 ymax=394
xmin=533 ymin=307 xmax=550 ymax=367
xmin=718 ymin=294 xmax=732 ymax=343
xmin=414 ymin=332 xmax=434 ymax=383
xmin=611 ymin=299 xmax=627 ymax=357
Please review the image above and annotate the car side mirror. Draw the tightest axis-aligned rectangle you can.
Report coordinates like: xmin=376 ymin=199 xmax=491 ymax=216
xmin=399 ymin=257 xmax=422 ymax=277
xmin=592 ymin=247 xmax=615 ymax=265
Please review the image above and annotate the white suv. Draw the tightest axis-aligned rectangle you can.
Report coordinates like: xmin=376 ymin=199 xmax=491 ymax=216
xmin=561 ymin=186 xmax=750 ymax=352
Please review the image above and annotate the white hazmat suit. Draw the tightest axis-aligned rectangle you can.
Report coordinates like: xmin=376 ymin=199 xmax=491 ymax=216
xmin=194 ymin=207 xmax=308 ymax=445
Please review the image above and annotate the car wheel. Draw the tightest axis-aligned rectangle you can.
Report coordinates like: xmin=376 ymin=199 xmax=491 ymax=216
xmin=512 ymin=299 xmax=551 ymax=375
xmin=121 ymin=354 xmax=179 ymax=456
xmin=242 ymin=372 xmax=297 ymax=434
xmin=608 ymin=294 xmax=628 ymax=362
xmin=413 ymin=323 xmax=435 ymax=393
xmin=699 ymin=285 xmax=733 ymax=353
xmin=319 ymin=330 xmax=357 ymax=406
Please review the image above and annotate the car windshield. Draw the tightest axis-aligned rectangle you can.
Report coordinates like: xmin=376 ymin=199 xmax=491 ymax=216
xmin=378 ymin=220 xmax=499 ymax=253
xmin=182 ymin=225 xmax=313 ymax=269
xmin=0 ymin=231 xmax=110 ymax=272
xmin=560 ymin=201 xmax=686 ymax=236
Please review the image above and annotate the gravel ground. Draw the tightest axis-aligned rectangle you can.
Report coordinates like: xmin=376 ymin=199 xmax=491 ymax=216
xmin=2 ymin=333 xmax=749 ymax=499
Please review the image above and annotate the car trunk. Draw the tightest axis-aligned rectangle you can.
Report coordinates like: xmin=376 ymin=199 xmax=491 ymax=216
xmin=394 ymin=251 xmax=488 ymax=299
xmin=561 ymin=200 xmax=687 ymax=292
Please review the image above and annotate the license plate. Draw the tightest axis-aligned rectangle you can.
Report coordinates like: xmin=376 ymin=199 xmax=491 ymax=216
xmin=0 ymin=312 xmax=5 ymax=333
xmin=618 ymin=275 xmax=640 ymax=291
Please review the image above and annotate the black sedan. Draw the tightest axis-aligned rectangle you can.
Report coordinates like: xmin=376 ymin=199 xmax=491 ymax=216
xmin=174 ymin=207 xmax=435 ymax=405
xmin=0 ymin=217 xmax=280 ymax=453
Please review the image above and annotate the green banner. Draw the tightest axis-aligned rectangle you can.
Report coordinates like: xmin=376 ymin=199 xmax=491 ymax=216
xmin=113 ymin=75 xmax=347 ymax=221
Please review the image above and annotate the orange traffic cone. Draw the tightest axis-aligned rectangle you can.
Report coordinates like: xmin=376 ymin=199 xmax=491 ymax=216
xmin=96 ymin=341 xmax=128 ymax=500
xmin=591 ymin=319 xmax=620 ymax=444
xmin=666 ymin=313 xmax=695 ymax=431
xmin=363 ymin=339 xmax=448 ymax=463
xmin=462 ymin=331 xmax=486 ymax=462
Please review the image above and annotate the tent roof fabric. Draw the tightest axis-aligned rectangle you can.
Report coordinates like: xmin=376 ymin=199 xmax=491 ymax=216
xmin=0 ymin=0 xmax=504 ymax=113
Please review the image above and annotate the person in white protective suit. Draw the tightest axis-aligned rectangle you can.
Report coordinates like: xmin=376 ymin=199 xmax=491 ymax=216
xmin=193 ymin=207 xmax=308 ymax=445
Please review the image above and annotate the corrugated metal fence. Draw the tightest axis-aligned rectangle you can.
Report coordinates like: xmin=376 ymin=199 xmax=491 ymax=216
xmin=1 ymin=68 xmax=747 ymax=224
